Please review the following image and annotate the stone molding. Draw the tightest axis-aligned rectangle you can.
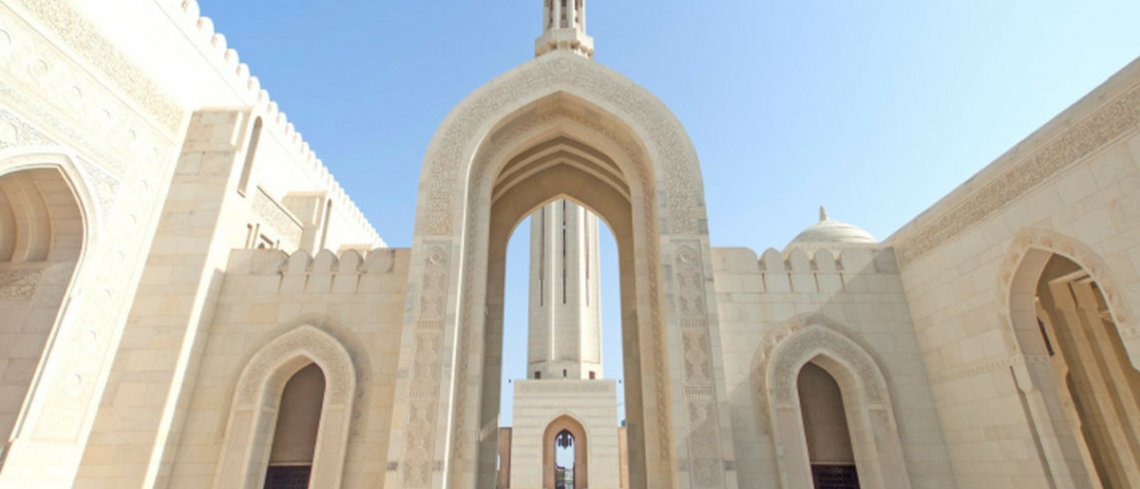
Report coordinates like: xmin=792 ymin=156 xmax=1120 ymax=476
xmin=893 ymin=78 xmax=1140 ymax=267
xmin=997 ymin=227 xmax=1137 ymax=350
xmin=214 ymin=325 xmax=356 ymax=489
xmin=415 ymin=51 xmax=706 ymax=238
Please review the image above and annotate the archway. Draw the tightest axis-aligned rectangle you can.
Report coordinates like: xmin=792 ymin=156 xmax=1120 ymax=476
xmin=388 ymin=52 xmax=737 ymax=489
xmin=798 ymin=363 xmax=860 ymax=488
xmin=1005 ymin=232 xmax=1140 ymax=488
xmin=0 ymin=165 xmax=85 ymax=457
xmin=762 ymin=324 xmax=911 ymax=489
xmin=544 ymin=415 xmax=588 ymax=489
xmin=213 ymin=326 xmax=356 ymax=489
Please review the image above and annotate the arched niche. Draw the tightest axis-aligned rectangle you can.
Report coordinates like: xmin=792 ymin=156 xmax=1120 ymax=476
xmin=1001 ymin=228 xmax=1140 ymax=488
xmin=0 ymin=152 xmax=96 ymax=461
xmin=761 ymin=324 xmax=911 ymax=489
xmin=388 ymin=52 xmax=737 ymax=489
xmin=213 ymin=326 xmax=356 ymax=489
xmin=543 ymin=414 xmax=588 ymax=489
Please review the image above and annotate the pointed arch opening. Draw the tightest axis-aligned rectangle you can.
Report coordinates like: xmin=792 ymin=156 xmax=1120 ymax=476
xmin=1005 ymin=232 xmax=1140 ymax=488
xmin=0 ymin=164 xmax=86 ymax=458
xmin=213 ymin=326 xmax=355 ymax=489
xmin=543 ymin=415 xmax=588 ymax=489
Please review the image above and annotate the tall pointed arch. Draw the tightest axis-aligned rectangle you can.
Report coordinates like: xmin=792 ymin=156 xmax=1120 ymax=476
xmin=213 ymin=325 xmax=356 ymax=489
xmin=999 ymin=228 xmax=1140 ymax=488
xmin=0 ymin=151 xmax=98 ymax=462
xmin=388 ymin=51 xmax=738 ymax=489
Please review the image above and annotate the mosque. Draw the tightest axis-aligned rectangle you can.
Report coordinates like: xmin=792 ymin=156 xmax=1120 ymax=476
xmin=1 ymin=0 xmax=1139 ymax=488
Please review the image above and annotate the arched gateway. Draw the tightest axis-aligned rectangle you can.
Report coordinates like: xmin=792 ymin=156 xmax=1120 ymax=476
xmin=383 ymin=3 xmax=738 ymax=488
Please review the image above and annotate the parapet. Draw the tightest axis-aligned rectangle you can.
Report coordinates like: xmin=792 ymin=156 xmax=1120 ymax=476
xmin=226 ymin=248 xmax=410 ymax=294
xmin=711 ymin=246 xmax=901 ymax=294
xmin=161 ymin=1 xmax=383 ymax=246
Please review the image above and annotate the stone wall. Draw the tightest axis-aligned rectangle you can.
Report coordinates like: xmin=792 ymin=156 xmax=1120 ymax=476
xmin=166 ymin=247 xmax=409 ymax=488
xmin=711 ymin=245 xmax=957 ymax=489
xmin=890 ymin=57 xmax=1140 ymax=488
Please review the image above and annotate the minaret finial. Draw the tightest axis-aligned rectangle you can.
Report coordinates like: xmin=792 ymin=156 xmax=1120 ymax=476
xmin=536 ymin=0 xmax=594 ymax=59
xmin=819 ymin=206 xmax=829 ymax=222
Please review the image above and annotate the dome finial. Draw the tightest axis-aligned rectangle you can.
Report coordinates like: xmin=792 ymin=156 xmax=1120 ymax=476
xmin=819 ymin=206 xmax=829 ymax=222
xmin=536 ymin=0 xmax=594 ymax=58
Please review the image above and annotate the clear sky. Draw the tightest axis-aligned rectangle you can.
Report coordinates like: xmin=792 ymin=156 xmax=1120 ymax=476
xmin=196 ymin=0 xmax=1140 ymax=424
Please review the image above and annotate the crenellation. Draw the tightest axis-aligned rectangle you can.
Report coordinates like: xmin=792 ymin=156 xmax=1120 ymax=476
xmin=154 ymin=0 xmax=384 ymax=248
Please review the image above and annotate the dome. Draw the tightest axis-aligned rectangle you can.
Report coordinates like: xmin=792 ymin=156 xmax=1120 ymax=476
xmin=788 ymin=207 xmax=877 ymax=248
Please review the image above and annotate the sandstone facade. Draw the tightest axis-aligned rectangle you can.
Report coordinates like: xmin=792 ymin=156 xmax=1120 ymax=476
xmin=0 ymin=1 xmax=1138 ymax=488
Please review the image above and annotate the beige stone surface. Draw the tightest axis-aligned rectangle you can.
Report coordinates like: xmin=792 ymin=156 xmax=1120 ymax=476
xmin=0 ymin=0 xmax=1137 ymax=488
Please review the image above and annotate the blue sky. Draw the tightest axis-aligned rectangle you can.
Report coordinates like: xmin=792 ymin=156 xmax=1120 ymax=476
xmin=196 ymin=0 xmax=1140 ymax=424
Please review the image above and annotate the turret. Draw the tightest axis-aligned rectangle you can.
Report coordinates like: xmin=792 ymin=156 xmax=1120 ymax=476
xmin=535 ymin=0 xmax=595 ymax=58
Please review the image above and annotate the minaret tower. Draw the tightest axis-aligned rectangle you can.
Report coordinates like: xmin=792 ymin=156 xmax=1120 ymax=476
xmin=535 ymin=0 xmax=594 ymax=58
xmin=526 ymin=199 xmax=603 ymax=380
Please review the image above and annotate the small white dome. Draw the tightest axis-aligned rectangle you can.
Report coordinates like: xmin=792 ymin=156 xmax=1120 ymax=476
xmin=788 ymin=207 xmax=876 ymax=247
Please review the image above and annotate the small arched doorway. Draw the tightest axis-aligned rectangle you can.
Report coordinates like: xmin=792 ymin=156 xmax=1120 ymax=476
xmin=544 ymin=415 xmax=588 ymax=489
xmin=0 ymin=166 xmax=85 ymax=455
xmin=797 ymin=362 xmax=860 ymax=489
xmin=264 ymin=363 xmax=326 ymax=489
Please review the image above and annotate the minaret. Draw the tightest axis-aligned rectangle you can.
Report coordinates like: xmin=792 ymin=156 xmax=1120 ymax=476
xmin=535 ymin=0 xmax=594 ymax=58
xmin=527 ymin=199 xmax=603 ymax=380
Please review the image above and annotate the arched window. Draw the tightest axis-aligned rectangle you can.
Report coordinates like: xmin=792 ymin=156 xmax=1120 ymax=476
xmin=264 ymin=363 xmax=326 ymax=489
xmin=237 ymin=117 xmax=262 ymax=196
xmin=797 ymin=363 xmax=859 ymax=489
xmin=318 ymin=199 xmax=333 ymax=251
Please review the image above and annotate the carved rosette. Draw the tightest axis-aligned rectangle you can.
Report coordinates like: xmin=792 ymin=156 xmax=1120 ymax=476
xmin=673 ymin=243 xmax=725 ymax=488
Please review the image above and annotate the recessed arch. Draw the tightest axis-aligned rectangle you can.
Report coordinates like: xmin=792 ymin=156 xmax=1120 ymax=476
xmin=213 ymin=325 xmax=356 ymax=489
xmin=760 ymin=324 xmax=911 ymax=489
xmin=0 ymin=151 xmax=96 ymax=460
xmin=1001 ymin=228 xmax=1140 ymax=488
xmin=391 ymin=51 xmax=737 ymax=489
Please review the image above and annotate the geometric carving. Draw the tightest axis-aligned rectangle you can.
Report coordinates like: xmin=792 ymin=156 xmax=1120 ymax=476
xmin=17 ymin=0 xmax=182 ymax=131
xmin=896 ymin=82 xmax=1140 ymax=267
xmin=252 ymin=187 xmax=304 ymax=245
xmin=402 ymin=244 xmax=450 ymax=488
xmin=417 ymin=54 xmax=706 ymax=237
xmin=672 ymin=243 xmax=725 ymax=488
xmin=764 ymin=324 xmax=888 ymax=405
